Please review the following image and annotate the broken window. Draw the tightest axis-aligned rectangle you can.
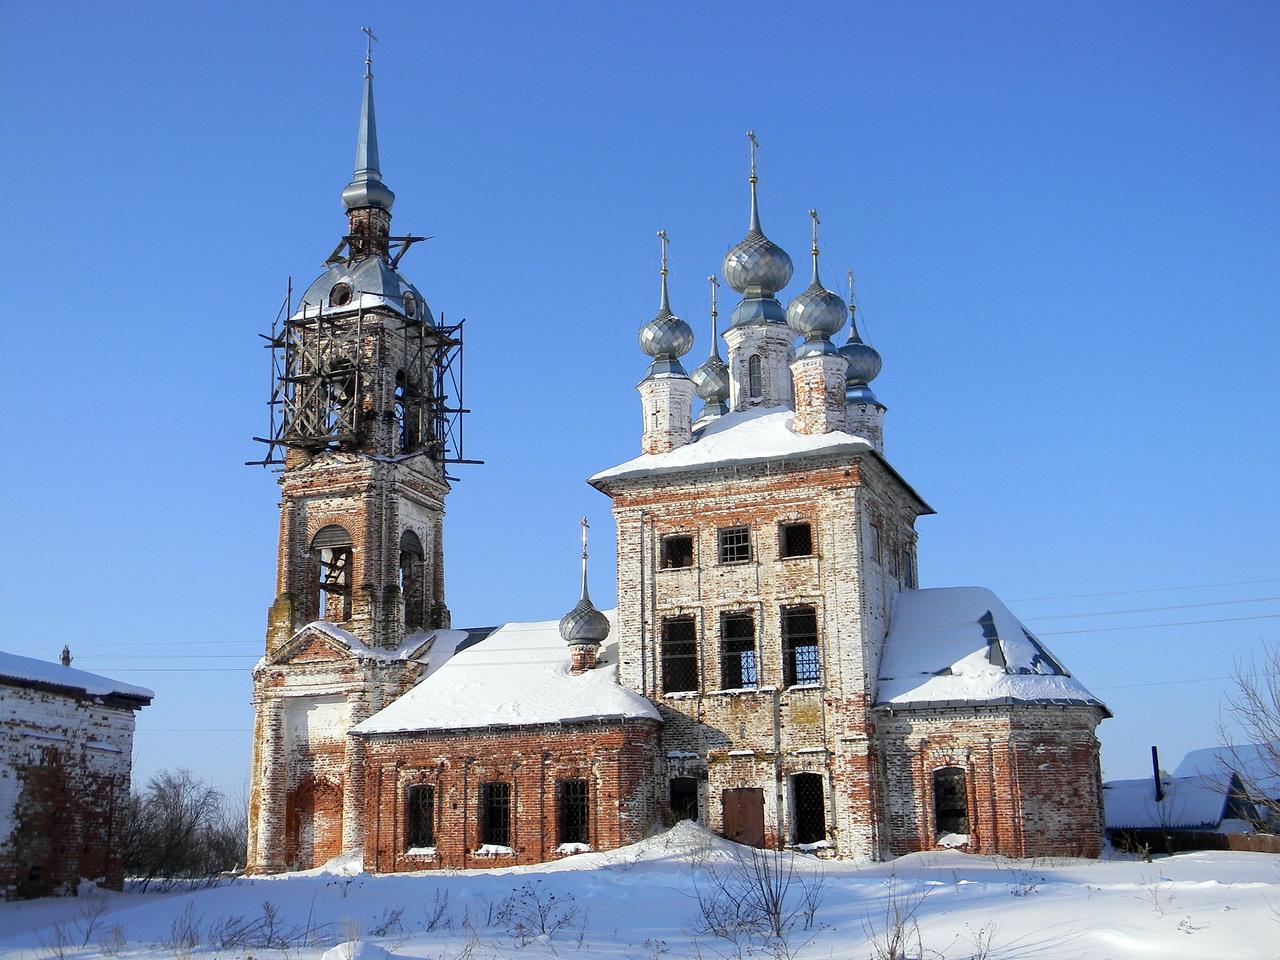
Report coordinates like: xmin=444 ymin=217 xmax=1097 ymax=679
xmin=661 ymin=534 xmax=694 ymax=569
xmin=669 ymin=777 xmax=699 ymax=822
xmin=782 ymin=606 xmax=820 ymax=686
xmin=406 ymin=784 xmax=434 ymax=849
xmin=933 ymin=767 xmax=969 ymax=836
xmin=718 ymin=526 xmax=751 ymax=564
xmin=720 ymin=612 xmax=757 ymax=689
xmin=399 ymin=529 xmax=426 ymax=632
xmin=791 ymin=773 xmax=826 ymax=844
xmin=748 ymin=355 xmax=763 ymax=400
xmin=310 ymin=524 xmax=353 ymax=622
xmin=480 ymin=781 xmax=511 ymax=847
xmin=661 ymin=616 xmax=698 ymax=694
xmin=780 ymin=521 xmax=813 ymax=558
xmin=557 ymin=778 xmax=590 ymax=846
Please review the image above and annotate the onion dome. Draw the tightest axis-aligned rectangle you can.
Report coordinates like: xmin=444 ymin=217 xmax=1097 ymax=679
xmin=840 ymin=269 xmax=883 ymax=403
xmin=786 ymin=210 xmax=847 ymax=351
xmin=341 ymin=41 xmax=396 ymax=211
xmin=690 ymin=276 xmax=730 ymax=416
xmin=723 ymin=132 xmax=793 ymax=327
xmin=638 ymin=230 xmax=694 ymax=376
xmin=559 ymin=518 xmax=610 ymax=646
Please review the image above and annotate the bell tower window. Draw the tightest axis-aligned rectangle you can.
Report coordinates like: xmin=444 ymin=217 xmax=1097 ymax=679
xmin=748 ymin=355 xmax=763 ymax=401
xmin=310 ymin=525 xmax=353 ymax=622
xmin=399 ymin=529 xmax=426 ymax=632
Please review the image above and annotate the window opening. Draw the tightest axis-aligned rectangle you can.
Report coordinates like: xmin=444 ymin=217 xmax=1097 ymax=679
xmin=720 ymin=612 xmax=757 ymax=689
xmin=329 ymin=282 xmax=352 ymax=307
xmin=403 ymin=291 xmax=417 ymax=318
xmin=399 ymin=529 xmax=425 ymax=632
xmin=933 ymin=767 xmax=969 ymax=836
xmin=780 ymin=522 xmax=813 ymax=558
xmin=718 ymin=526 xmax=751 ymax=564
xmin=669 ymin=777 xmax=699 ymax=822
xmin=480 ymin=781 xmax=511 ymax=847
xmin=901 ymin=549 xmax=915 ymax=589
xmin=782 ymin=606 xmax=820 ymax=686
xmin=748 ymin=355 xmax=763 ymax=400
xmin=558 ymin=778 xmax=590 ymax=845
xmin=868 ymin=522 xmax=881 ymax=562
xmin=661 ymin=616 xmax=698 ymax=694
xmin=791 ymin=773 xmax=826 ymax=844
xmin=661 ymin=534 xmax=694 ymax=569
xmin=310 ymin=525 xmax=353 ymax=621
xmin=406 ymin=784 xmax=434 ymax=849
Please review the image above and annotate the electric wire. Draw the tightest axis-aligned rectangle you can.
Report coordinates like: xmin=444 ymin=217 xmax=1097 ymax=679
xmin=1010 ymin=577 xmax=1280 ymax=603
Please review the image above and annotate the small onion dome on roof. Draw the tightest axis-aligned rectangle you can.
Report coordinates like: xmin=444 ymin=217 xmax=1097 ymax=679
xmin=560 ymin=519 xmax=611 ymax=646
xmin=638 ymin=231 xmax=694 ymax=374
xmin=840 ymin=270 xmax=883 ymax=403
xmin=786 ymin=210 xmax=846 ymax=341
xmin=722 ymin=133 xmax=793 ymax=317
xmin=690 ymin=275 xmax=730 ymax=407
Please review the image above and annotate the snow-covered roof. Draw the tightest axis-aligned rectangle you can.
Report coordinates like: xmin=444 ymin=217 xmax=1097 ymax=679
xmin=1175 ymin=743 xmax=1280 ymax=799
xmin=352 ymin=612 xmax=660 ymax=735
xmin=875 ymin=587 xmax=1107 ymax=712
xmin=0 ymin=649 xmax=153 ymax=702
xmin=1103 ymin=773 xmax=1237 ymax=830
xmin=589 ymin=407 xmax=875 ymax=483
xmin=256 ymin=622 xmax=466 ymax=676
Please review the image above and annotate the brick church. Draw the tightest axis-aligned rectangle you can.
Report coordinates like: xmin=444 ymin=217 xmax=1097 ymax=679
xmin=246 ymin=52 xmax=1111 ymax=874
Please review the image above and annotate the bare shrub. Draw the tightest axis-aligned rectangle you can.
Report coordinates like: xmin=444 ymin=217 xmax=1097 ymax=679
xmin=161 ymin=902 xmax=202 ymax=953
xmin=98 ymin=924 xmax=128 ymax=957
xmin=862 ymin=875 xmax=929 ymax=960
xmin=499 ymin=880 xmax=581 ymax=945
xmin=370 ymin=905 xmax=406 ymax=938
xmin=424 ymin=888 xmax=453 ymax=931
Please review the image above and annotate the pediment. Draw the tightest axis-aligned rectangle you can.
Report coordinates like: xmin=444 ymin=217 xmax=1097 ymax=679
xmin=267 ymin=623 xmax=360 ymax=667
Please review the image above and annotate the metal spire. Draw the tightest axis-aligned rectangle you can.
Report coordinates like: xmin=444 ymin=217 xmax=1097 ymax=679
xmin=578 ymin=516 xmax=592 ymax=604
xmin=747 ymin=130 xmax=762 ymax=234
xmin=341 ymin=27 xmax=395 ymax=210
xmin=657 ymin=229 xmax=671 ymax=314
xmin=707 ymin=274 xmax=721 ymax=358
xmin=809 ymin=209 xmax=822 ymax=284
xmin=847 ymin=268 xmax=864 ymax=342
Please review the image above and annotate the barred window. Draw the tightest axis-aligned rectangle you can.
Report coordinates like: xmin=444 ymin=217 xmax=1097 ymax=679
xmin=480 ymin=781 xmax=511 ymax=847
xmin=661 ymin=616 xmax=698 ymax=693
xmin=720 ymin=612 xmax=757 ymax=689
xmin=782 ymin=606 xmax=820 ymax=686
xmin=406 ymin=784 xmax=434 ymax=849
xmin=791 ymin=773 xmax=825 ymax=844
xmin=780 ymin=522 xmax=813 ymax=558
xmin=661 ymin=534 xmax=694 ymax=569
xmin=718 ymin=526 xmax=751 ymax=564
xmin=933 ymin=767 xmax=969 ymax=835
xmin=558 ymin=778 xmax=590 ymax=845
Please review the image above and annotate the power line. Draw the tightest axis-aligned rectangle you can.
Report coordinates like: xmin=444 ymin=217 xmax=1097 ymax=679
xmin=1092 ymin=676 xmax=1232 ymax=691
xmin=1022 ymin=595 xmax=1280 ymax=622
xmin=1010 ymin=578 xmax=1280 ymax=604
xmin=1039 ymin=612 xmax=1280 ymax=637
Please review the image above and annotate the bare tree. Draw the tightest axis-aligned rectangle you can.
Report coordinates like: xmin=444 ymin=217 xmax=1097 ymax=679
xmin=121 ymin=769 xmax=246 ymax=889
xmin=1221 ymin=642 xmax=1280 ymax=829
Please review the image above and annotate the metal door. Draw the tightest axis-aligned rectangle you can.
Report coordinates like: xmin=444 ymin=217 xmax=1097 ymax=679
xmin=721 ymin=787 xmax=766 ymax=848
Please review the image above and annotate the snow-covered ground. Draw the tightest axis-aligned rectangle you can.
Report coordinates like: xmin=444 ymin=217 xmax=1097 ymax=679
xmin=0 ymin=824 xmax=1274 ymax=958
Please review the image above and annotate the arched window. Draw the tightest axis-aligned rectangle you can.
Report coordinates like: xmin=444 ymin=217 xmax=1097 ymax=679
xmin=310 ymin=524 xmax=353 ymax=622
xmin=394 ymin=370 xmax=418 ymax=453
xmin=748 ymin=355 xmax=763 ymax=401
xmin=933 ymin=767 xmax=969 ymax=836
xmin=322 ymin=360 xmax=357 ymax=443
xmin=403 ymin=291 xmax=417 ymax=318
xmin=329 ymin=282 xmax=352 ymax=307
xmin=399 ymin=529 xmax=425 ymax=632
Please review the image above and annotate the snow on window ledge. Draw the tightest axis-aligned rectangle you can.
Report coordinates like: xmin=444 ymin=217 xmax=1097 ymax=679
xmin=473 ymin=844 xmax=515 ymax=857
xmin=403 ymin=846 xmax=437 ymax=857
xmin=727 ymin=750 xmax=756 ymax=758
xmin=555 ymin=842 xmax=591 ymax=855
xmin=786 ymin=683 xmax=823 ymax=692
xmin=791 ymin=839 xmax=832 ymax=853
xmin=663 ymin=691 xmax=699 ymax=700
xmin=706 ymin=686 xmax=777 ymax=697
xmin=935 ymin=832 xmax=970 ymax=849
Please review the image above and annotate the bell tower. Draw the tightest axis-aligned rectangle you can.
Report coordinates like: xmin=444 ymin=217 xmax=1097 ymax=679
xmin=246 ymin=36 xmax=476 ymax=874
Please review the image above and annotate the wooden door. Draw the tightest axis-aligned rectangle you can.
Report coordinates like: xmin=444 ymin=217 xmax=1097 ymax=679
xmin=721 ymin=787 xmax=766 ymax=848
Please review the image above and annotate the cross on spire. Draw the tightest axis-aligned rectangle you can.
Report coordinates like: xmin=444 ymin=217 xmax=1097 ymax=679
xmin=362 ymin=25 xmax=378 ymax=76
xmin=747 ymin=130 xmax=759 ymax=184
xmin=809 ymin=208 xmax=822 ymax=282
xmin=578 ymin=516 xmax=592 ymax=603
xmin=657 ymin=229 xmax=671 ymax=313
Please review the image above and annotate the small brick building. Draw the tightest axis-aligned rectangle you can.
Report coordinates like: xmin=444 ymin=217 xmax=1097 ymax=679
xmin=0 ymin=651 xmax=152 ymax=897
xmin=246 ymin=62 xmax=1109 ymax=873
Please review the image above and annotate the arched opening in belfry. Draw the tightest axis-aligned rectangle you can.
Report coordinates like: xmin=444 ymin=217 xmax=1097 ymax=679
xmin=399 ymin=529 xmax=426 ymax=632
xmin=748 ymin=355 xmax=763 ymax=401
xmin=310 ymin=524 xmax=353 ymax=622
xmin=394 ymin=369 xmax=420 ymax=453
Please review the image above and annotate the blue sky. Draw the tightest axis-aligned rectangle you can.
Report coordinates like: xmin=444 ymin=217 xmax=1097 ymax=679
xmin=1 ymin=1 xmax=1277 ymax=798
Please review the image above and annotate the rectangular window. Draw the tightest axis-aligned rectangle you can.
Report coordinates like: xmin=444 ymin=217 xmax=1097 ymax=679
xmin=782 ymin=606 xmax=820 ymax=686
xmin=901 ymin=550 xmax=915 ymax=589
xmin=779 ymin=522 xmax=813 ymax=558
xmin=557 ymin=778 xmax=590 ymax=845
xmin=718 ymin=526 xmax=752 ymax=564
xmin=868 ymin=522 xmax=881 ymax=563
xmin=661 ymin=616 xmax=699 ymax=693
xmin=933 ymin=767 xmax=969 ymax=836
xmin=661 ymin=534 xmax=694 ymax=569
xmin=791 ymin=773 xmax=826 ymax=845
xmin=480 ymin=781 xmax=511 ymax=847
xmin=720 ymin=612 xmax=757 ymax=689
xmin=406 ymin=784 xmax=434 ymax=849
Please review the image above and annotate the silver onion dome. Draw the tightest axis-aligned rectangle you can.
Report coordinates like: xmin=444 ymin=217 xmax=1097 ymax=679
xmin=638 ymin=231 xmax=694 ymax=371
xmin=722 ymin=132 xmax=793 ymax=303
xmin=341 ymin=46 xmax=396 ymax=211
xmin=691 ymin=275 xmax=730 ymax=410
xmin=786 ymin=210 xmax=847 ymax=340
xmin=840 ymin=270 xmax=883 ymax=402
xmin=559 ymin=518 xmax=611 ymax=646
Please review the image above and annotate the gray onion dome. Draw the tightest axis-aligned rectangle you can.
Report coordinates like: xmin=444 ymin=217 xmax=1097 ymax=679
xmin=639 ymin=231 xmax=694 ymax=371
xmin=691 ymin=353 xmax=730 ymax=403
xmin=840 ymin=271 xmax=883 ymax=403
xmin=786 ymin=210 xmax=846 ymax=340
xmin=560 ymin=519 xmax=611 ymax=646
xmin=723 ymin=181 xmax=794 ymax=298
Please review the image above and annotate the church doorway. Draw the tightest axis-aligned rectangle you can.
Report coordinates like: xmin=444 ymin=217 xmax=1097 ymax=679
xmin=721 ymin=787 xmax=765 ymax=848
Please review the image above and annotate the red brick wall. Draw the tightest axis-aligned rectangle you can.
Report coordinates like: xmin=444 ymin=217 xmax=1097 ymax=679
xmin=361 ymin=719 xmax=660 ymax=871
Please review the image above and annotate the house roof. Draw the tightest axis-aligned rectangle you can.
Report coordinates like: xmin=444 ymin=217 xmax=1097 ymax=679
xmin=1175 ymin=743 xmax=1280 ymax=799
xmin=1103 ymin=773 xmax=1237 ymax=830
xmin=351 ymin=611 xmax=660 ymax=735
xmin=0 ymin=649 xmax=153 ymax=703
xmin=874 ymin=587 xmax=1107 ymax=713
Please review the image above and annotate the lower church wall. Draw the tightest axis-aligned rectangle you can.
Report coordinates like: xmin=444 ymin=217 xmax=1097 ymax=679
xmin=360 ymin=719 xmax=660 ymax=871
